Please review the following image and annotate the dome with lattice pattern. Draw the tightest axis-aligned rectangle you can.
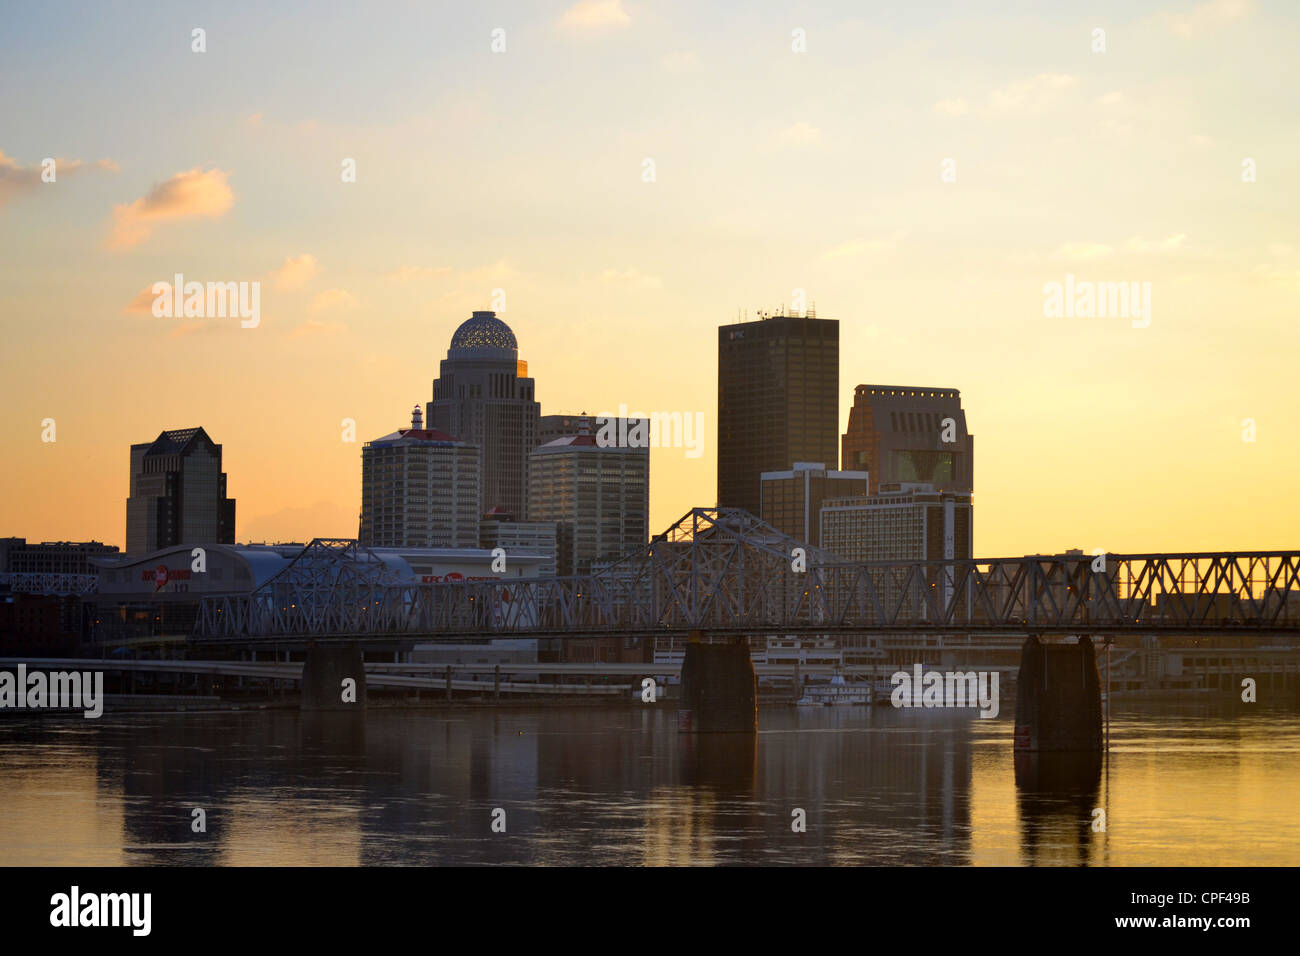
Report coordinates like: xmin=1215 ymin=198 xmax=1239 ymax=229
xmin=450 ymin=311 xmax=517 ymax=351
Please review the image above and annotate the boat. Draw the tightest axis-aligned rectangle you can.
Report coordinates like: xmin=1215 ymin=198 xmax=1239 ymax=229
xmin=797 ymin=666 xmax=872 ymax=706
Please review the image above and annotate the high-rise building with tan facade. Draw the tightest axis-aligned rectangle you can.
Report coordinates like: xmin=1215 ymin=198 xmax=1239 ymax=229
xmin=841 ymin=385 xmax=974 ymax=495
xmin=760 ymin=462 xmax=868 ymax=548
xmin=820 ymin=482 xmax=973 ymax=564
xmin=359 ymin=407 xmax=480 ymax=549
xmin=428 ymin=311 xmax=540 ymax=520
xmin=528 ymin=431 xmax=649 ymax=576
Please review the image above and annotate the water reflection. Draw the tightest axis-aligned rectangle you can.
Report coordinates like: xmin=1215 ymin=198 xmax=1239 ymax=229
xmin=0 ymin=700 xmax=1296 ymax=866
xmin=1014 ymin=751 xmax=1104 ymax=866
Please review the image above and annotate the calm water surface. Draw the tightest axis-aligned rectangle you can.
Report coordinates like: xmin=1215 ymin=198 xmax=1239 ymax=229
xmin=1 ymin=700 xmax=1296 ymax=865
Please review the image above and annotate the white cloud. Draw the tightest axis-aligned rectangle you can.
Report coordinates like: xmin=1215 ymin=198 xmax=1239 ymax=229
xmin=0 ymin=149 xmax=118 ymax=209
xmin=1125 ymin=234 xmax=1187 ymax=253
xmin=778 ymin=121 xmax=822 ymax=146
xmin=932 ymin=98 xmax=969 ymax=117
xmin=271 ymin=253 xmax=319 ymax=291
xmin=107 ymin=166 xmax=233 ymax=249
xmin=310 ymin=288 xmax=359 ymax=312
xmin=385 ymin=265 xmax=453 ymax=282
xmin=289 ymin=319 xmax=348 ymax=338
xmin=559 ymin=0 xmax=630 ymax=30
xmin=1057 ymin=241 xmax=1114 ymax=261
xmin=1165 ymin=0 xmax=1253 ymax=38
xmin=660 ymin=51 xmax=700 ymax=74
xmin=823 ymin=238 xmax=893 ymax=259
xmin=984 ymin=74 xmax=1077 ymax=117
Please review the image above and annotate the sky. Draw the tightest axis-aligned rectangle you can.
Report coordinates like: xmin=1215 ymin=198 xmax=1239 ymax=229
xmin=1 ymin=0 xmax=1297 ymax=558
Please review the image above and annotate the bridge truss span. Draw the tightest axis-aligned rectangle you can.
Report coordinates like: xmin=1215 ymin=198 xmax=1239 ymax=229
xmin=193 ymin=510 xmax=1300 ymax=642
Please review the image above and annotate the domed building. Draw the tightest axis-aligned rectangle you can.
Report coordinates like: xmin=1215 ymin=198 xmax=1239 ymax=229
xmin=427 ymin=311 xmax=540 ymax=522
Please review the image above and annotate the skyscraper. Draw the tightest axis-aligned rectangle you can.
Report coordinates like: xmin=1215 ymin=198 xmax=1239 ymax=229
xmin=359 ymin=407 xmax=480 ymax=549
xmin=427 ymin=311 xmax=540 ymax=520
xmin=717 ymin=311 xmax=839 ymax=516
xmin=528 ymin=430 xmax=649 ymax=576
xmin=841 ymin=385 xmax=974 ymax=495
xmin=125 ymin=427 xmax=235 ymax=554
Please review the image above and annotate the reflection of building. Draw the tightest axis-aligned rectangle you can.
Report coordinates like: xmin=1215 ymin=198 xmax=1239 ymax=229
xmin=760 ymin=462 xmax=868 ymax=548
xmin=718 ymin=312 xmax=840 ymax=515
xmin=528 ymin=431 xmax=649 ymax=575
xmin=821 ymin=482 xmax=972 ymax=563
xmin=841 ymin=385 xmax=973 ymax=494
xmin=360 ymin=407 xmax=480 ymax=548
xmin=126 ymin=427 xmax=236 ymax=554
xmin=428 ymin=311 xmax=540 ymax=520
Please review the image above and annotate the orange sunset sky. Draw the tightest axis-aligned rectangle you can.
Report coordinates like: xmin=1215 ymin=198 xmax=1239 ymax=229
xmin=1 ymin=0 xmax=1297 ymax=558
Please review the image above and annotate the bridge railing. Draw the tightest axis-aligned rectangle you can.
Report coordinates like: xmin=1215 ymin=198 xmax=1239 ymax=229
xmin=193 ymin=550 xmax=1300 ymax=640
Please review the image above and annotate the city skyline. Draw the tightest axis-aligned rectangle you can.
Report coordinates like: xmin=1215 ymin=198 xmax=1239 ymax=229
xmin=3 ymin=0 xmax=1299 ymax=896
xmin=3 ymin=0 xmax=1299 ymax=558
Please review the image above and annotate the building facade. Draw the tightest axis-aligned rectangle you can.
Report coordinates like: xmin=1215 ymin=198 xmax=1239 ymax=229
xmin=428 ymin=311 xmax=540 ymax=520
xmin=539 ymin=414 xmax=647 ymax=450
xmin=528 ymin=433 xmax=649 ymax=576
xmin=820 ymin=482 xmax=973 ymax=564
xmin=359 ymin=407 xmax=480 ymax=549
xmin=759 ymin=462 xmax=868 ymax=548
xmin=717 ymin=311 xmax=839 ymax=516
xmin=0 ymin=538 xmax=119 ymax=576
xmin=125 ymin=427 xmax=236 ymax=554
xmin=841 ymin=385 xmax=974 ymax=495
xmin=480 ymin=513 xmax=559 ymax=579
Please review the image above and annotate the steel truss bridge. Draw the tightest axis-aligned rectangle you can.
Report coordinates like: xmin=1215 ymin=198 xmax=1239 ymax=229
xmin=188 ymin=508 xmax=1300 ymax=643
xmin=189 ymin=509 xmax=1300 ymax=644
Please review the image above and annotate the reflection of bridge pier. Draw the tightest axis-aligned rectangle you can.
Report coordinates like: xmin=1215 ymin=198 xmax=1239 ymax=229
xmin=301 ymin=643 xmax=367 ymax=712
xmin=1014 ymin=750 xmax=1104 ymax=865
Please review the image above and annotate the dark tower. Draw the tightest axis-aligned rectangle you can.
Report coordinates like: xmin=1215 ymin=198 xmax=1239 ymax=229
xmin=717 ymin=312 xmax=839 ymax=515
xmin=125 ymin=427 xmax=235 ymax=554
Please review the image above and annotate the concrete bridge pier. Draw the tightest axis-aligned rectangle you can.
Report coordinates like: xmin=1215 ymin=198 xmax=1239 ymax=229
xmin=677 ymin=632 xmax=757 ymax=734
xmin=1013 ymin=635 xmax=1102 ymax=751
xmin=301 ymin=643 xmax=367 ymax=712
